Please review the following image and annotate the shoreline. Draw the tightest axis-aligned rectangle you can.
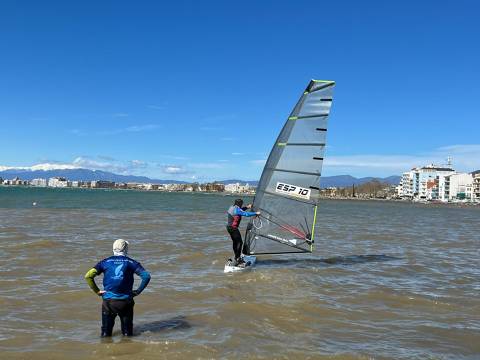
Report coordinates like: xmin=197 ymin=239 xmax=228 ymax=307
xmin=1 ymin=185 xmax=478 ymax=207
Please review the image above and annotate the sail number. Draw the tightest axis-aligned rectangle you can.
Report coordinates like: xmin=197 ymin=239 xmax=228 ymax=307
xmin=275 ymin=182 xmax=311 ymax=200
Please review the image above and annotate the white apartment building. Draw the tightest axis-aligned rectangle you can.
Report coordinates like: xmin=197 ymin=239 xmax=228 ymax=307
xmin=445 ymin=173 xmax=474 ymax=201
xmin=48 ymin=177 xmax=68 ymax=187
xmin=473 ymin=172 xmax=480 ymax=202
xmin=30 ymin=178 xmax=47 ymax=187
xmin=225 ymin=182 xmax=250 ymax=193
xmin=398 ymin=164 xmax=455 ymax=200
xmin=399 ymin=172 xmax=414 ymax=198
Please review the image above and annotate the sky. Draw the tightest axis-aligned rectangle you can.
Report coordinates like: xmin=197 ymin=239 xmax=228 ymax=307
xmin=1 ymin=1 xmax=479 ymax=181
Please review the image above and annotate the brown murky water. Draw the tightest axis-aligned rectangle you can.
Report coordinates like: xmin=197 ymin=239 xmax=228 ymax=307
xmin=0 ymin=188 xmax=479 ymax=359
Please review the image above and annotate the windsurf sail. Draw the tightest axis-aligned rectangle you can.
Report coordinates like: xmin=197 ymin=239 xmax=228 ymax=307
xmin=244 ymin=79 xmax=335 ymax=255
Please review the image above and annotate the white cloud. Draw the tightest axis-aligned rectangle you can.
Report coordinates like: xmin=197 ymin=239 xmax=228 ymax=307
xmin=147 ymin=104 xmax=166 ymax=110
xmin=162 ymin=165 xmax=190 ymax=174
xmin=72 ymin=157 xmax=130 ymax=174
xmin=130 ymin=159 xmax=147 ymax=168
xmin=323 ymin=144 xmax=480 ymax=176
xmin=188 ymin=162 xmax=225 ymax=169
xmin=69 ymin=124 xmax=161 ymax=136
xmin=156 ymin=154 xmax=189 ymax=161
xmin=200 ymin=126 xmax=223 ymax=131
xmin=112 ymin=113 xmax=129 ymax=118
xmin=232 ymin=152 xmax=245 ymax=156
xmin=201 ymin=114 xmax=236 ymax=122
xmin=68 ymin=129 xmax=87 ymax=136
xmin=250 ymin=159 xmax=267 ymax=166
xmin=0 ymin=163 xmax=79 ymax=171
xmin=97 ymin=124 xmax=160 ymax=135
xmin=124 ymin=124 xmax=160 ymax=132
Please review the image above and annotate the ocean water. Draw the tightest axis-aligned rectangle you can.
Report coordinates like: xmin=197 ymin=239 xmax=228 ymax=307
xmin=0 ymin=187 xmax=479 ymax=359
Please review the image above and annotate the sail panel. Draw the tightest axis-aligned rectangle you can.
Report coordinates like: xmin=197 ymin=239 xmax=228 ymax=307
xmin=275 ymin=144 xmax=325 ymax=173
xmin=280 ymin=117 xmax=328 ymax=144
xmin=245 ymin=192 xmax=316 ymax=254
xmin=244 ymin=79 xmax=334 ymax=255
xmin=297 ymin=87 xmax=333 ymax=117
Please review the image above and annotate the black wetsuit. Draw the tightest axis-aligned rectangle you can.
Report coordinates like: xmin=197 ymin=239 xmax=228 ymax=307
xmin=102 ymin=299 xmax=134 ymax=336
xmin=226 ymin=205 xmax=256 ymax=261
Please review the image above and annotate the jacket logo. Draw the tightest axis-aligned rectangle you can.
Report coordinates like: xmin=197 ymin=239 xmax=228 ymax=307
xmin=113 ymin=264 xmax=124 ymax=280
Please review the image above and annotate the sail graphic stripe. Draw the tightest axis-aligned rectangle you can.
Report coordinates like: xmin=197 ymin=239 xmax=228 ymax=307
xmin=268 ymin=168 xmax=320 ymax=176
xmin=277 ymin=142 xmax=326 ymax=147
xmin=309 ymin=82 xmax=335 ymax=92
xmin=289 ymin=114 xmax=329 ymax=120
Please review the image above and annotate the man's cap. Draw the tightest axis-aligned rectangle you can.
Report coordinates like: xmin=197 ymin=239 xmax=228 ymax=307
xmin=113 ymin=238 xmax=129 ymax=252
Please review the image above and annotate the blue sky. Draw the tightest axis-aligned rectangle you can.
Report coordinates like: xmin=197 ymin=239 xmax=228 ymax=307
xmin=1 ymin=1 xmax=479 ymax=181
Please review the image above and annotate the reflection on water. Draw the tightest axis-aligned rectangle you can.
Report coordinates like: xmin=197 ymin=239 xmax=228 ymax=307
xmin=135 ymin=316 xmax=192 ymax=335
xmin=0 ymin=188 xmax=479 ymax=359
xmin=260 ymin=254 xmax=402 ymax=267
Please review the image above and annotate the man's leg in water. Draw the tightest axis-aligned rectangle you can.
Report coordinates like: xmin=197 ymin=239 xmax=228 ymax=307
xmin=118 ymin=300 xmax=134 ymax=336
xmin=103 ymin=300 xmax=135 ymax=336
xmin=101 ymin=301 xmax=117 ymax=337
xmin=230 ymin=229 xmax=243 ymax=262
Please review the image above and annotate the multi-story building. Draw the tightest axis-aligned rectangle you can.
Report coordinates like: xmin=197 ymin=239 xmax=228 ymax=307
xmin=48 ymin=177 xmax=68 ymax=187
xmin=225 ymin=182 xmax=251 ymax=193
xmin=398 ymin=164 xmax=455 ymax=200
xmin=399 ymin=172 xmax=415 ymax=198
xmin=30 ymin=178 xmax=47 ymax=187
xmin=473 ymin=171 xmax=480 ymax=202
xmin=446 ymin=173 xmax=473 ymax=201
xmin=91 ymin=180 xmax=115 ymax=189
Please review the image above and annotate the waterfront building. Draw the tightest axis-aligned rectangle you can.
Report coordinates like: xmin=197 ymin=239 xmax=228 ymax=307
xmin=91 ymin=180 xmax=115 ymax=189
xmin=398 ymin=164 xmax=455 ymax=200
xmin=399 ymin=172 xmax=415 ymax=198
xmin=445 ymin=173 xmax=474 ymax=201
xmin=204 ymin=182 xmax=225 ymax=192
xmin=30 ymin=178 xmax=47 ymax=187
xmin=473 ymin=171 xmax=480 ymax=202
xmin=225 ymin=182 xmax=251 ymax=193
xmin=126 ymin=182 xmax=142 ymax=190
xmin=115 ymin=182 xmax=128 ymax=189
xmin=48 ymin=177 xmax=68 ymax=187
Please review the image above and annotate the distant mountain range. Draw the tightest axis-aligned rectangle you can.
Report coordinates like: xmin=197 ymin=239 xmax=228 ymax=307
xmin=319 ymin=175 xmax=401 ymax=188
xmin=0 ymin=168 xmax=187 ymax=184
xmin=0 ymin=167 xmax=401 ymax=188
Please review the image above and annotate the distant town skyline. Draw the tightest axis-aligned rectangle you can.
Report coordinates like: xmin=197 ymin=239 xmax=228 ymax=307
xmin=1 ymin=1 xmax=479 ymax=181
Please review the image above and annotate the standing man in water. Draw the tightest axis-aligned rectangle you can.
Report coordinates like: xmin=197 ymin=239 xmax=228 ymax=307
xmin=226 ymin=199 xmax=260 ymax=266
xmin=84 ymin=239 xmax=151 ymax=337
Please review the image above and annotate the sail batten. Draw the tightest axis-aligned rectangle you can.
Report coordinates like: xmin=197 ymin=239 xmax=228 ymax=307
xmin=243 ymin=79 xmax=334 ymax=255
xmin=278 ymin=142 xmax=326 ymax=146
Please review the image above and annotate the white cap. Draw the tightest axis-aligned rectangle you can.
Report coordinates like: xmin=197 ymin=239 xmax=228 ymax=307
xmin=113 ymin=239 xmax=129 ymax=254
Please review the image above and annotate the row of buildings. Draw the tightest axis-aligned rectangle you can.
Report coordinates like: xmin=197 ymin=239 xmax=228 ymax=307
xmin=397 ymin=164 xmax=480 ymax=202
xmin=0 ymin=176 xmax=255 ymax=194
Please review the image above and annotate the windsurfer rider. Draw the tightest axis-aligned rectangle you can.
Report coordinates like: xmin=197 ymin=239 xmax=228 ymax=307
xmin=226 ymin=199 xmax=260 ymax=266
xmin=84 ymin=239 xmax=151 ymax=337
